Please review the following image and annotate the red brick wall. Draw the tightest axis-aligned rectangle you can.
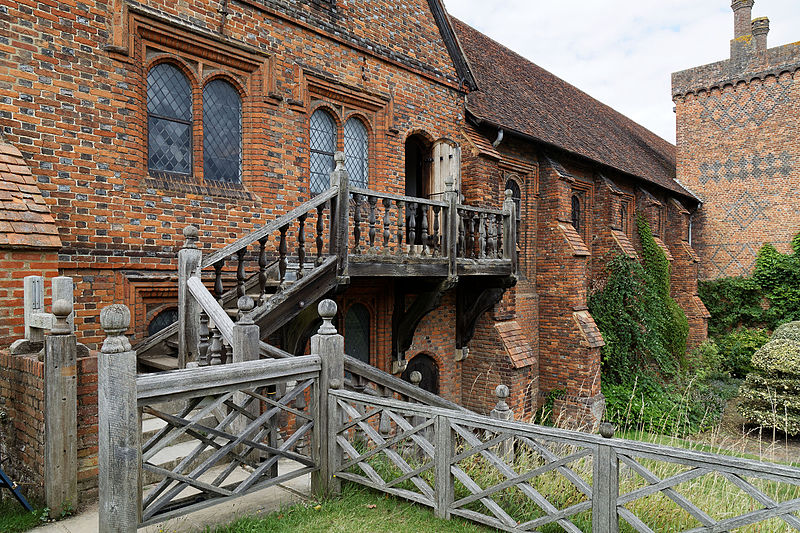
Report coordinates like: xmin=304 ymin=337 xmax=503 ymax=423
xmin=0 ymin=249 xmax=59 ymax=347
xmin=674 ymin=55 xmax=800 ymax=279
xmin=0 ymin=352 xmax=44 ymax=499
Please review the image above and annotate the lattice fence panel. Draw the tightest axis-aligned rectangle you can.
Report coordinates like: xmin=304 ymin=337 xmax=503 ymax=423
xmin=332 ymin=395 xmax=437 ymax=508
xmin=447 ymin=419 xmax=594 ymax=533
xmin=139 ymin=378 xmax=316 ymax=524
xmin=616 ymin=452 xmax=800 ymax=532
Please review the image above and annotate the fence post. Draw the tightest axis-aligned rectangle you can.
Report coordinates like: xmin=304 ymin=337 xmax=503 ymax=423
xmin=311 ymin=299 xmax=344 ymax=498
xmin=98 ymin=304 xmax=140 ymax=533
xmin=44 ymin=299 xmax=77 ymax=518
xmin=592 ymin=422 xmax=619 ymax=533
xmin=444 ymin=173 xmax=459 ymax=276
xmin=434 ymin=414 xmax=454 ymax=519
xmin=490 ymin=384 xmax=514 ymax=462
xmin=178 ymin=225 xmax=202 ymax=368
xmin=503 ymin=188 xmax=517 ymax=273
xmin=330 ymin=152 xmax=350 ymax=278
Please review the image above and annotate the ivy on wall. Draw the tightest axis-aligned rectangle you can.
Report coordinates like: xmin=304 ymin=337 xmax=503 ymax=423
xmin=699 ymin=231 xmax=800 ymax=335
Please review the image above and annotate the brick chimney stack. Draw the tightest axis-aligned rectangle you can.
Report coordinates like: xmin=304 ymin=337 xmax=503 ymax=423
xmin=752 ymin=17 xmax=770 ymax=51
xmin=730 ymin=0 xmax=756 ymax=60
xmin=732 ymin=0 xmax=755 ymax=39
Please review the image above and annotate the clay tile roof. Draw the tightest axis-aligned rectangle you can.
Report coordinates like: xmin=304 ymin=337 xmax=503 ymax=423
xmin=451 ymin=18 xmax=694 ymax=200
xmin=0 ymin=142 xmax=61 ymax=249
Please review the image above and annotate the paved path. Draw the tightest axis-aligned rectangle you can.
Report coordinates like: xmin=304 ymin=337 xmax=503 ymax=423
xmin=30 ymin=471 xmax=311 ymax=533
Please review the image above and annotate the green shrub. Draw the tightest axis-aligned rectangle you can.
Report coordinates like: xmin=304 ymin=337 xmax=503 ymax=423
xmin=714 ymin=328 xmax=771 ymax=378
xmin=772 ymin=321 xmax=800 ymax=343
xmin=739 ymin=336 xmax=800 ymax=435
xmin=688 ymin=339 xmax=726 ymax=380
xmin=698 ymin=276 xmax=765 ymax=336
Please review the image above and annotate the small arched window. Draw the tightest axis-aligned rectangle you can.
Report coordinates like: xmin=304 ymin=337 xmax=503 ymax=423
xmin=203 ymin=79 xmax=242 ymax=183
xmin=147 ymin=63 xmax=193 ymax=176
xmin=620 ymin=202 xmax=628 ymax=233
xmin=344 ymin=303 xmax=370 ymax=365
xmin=505 ymin=179 xmax=521 ymax=223
xmin=571 ymin=194 xmax=581 ymax=233
xmin=148 ymin=308 xmax=178 ymax=336
xmin=344 ymin=118 xmax=368 ymax=189
xmin=310 ymin=109 xmax=337 ymax=195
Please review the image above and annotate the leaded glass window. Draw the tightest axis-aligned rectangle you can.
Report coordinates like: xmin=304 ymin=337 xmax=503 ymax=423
xmin=148 ymin=63 xmax=192 ymax=176
xmin=310 ymin=109 xmax=336 ymax=195
xmin=344 ymin=118 xmax=368 ymax=189
xmin=571 ymin=194 xmax=581 ymax=233
xmin=344 ymin=303 xmax=370 ymax=364
xmin=203 ymin=79 xmax=242 ymax=183
xmin=148 ymin=308 xmax=178 ymax=336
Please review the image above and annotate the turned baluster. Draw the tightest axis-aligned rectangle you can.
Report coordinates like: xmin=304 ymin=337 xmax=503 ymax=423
xmin=432 ymin=205 xmax=441 ymax=256
xmin=316 ymin=202 xmax=325 ymax=265
xmin=496 ymin=213 xmax=504 ymax=259
xmin=472 ymin=212 xmax=480 ymax=259
xmin=487 ymin=214 xmax=496 ymax=258
xmin=396 ymin=200 xmax=404 ymax=255
xmin=278 ymin=224 xmax=288 ymax=289
xmin=367 ymin=195 xmax=378 ymax=253
xmin=352 ymin=193 xmax=363 ymax=253
xmin=479 ymin=212 xmax=486 ymax=259
xmin=463 ymin=211 xmax=473 ymax=258
xmin=213 ymin=259 xmax=225 ymax=304
xmin=420 ymin=204 xmax=429 ymax=256
xmin=458 ymin=210 xmax=466 ymax=257
xmin=408 ymin=202 xmax=417 ymax=255
xmin=209 ymin=325 xmax=224 ymax=366
xmin=236 ymin=247 xmax=247 ymax=297
xmin=382 ymin=197 xmax=391 ymax=255
xmin=258 ymin=237 xmax=269 ymax=303
xmin=198 ymin=310 xmax=210 ymax=366
xmin=297 ymin=212 xmax=307 ymax=279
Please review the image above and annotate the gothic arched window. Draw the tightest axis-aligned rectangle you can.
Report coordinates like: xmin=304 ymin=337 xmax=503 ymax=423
xmin=344 ymin=303 xmax=370 ymax=365
xmin=147 ymin=63 xmax=193 ymax=176
xmin=571 ymin=194 xmax=582 ymax=233
xmin=203 ymin=79 xmax=242 ymax=183
xmin=344 ymin=118 xmax=368 ymax=189
xmin=310 ymin=109 xmax=337 ymax=195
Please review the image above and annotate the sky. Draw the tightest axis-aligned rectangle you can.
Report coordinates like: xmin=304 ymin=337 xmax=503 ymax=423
xmin=443 ymin=0 xmax=800 ymax=144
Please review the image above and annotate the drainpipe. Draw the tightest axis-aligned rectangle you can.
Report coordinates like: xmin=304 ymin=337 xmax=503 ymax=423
xmin=492 ymin=128 xmax=504 ymax=148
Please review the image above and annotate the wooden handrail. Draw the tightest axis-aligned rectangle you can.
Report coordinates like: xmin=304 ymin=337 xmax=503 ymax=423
xmin=201 ymin=187 xmax=339 ymax=269
xmin=349 ymin=186 xmax=449 ymax=208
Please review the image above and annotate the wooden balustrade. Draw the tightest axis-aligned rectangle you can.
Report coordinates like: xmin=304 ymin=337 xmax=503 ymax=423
xmin=455 ymin=205 xmax=507 ymax=260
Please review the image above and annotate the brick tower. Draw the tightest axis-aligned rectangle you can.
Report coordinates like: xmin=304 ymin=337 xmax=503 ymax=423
xmin=672 ymin=0 xmax=800 ymax=279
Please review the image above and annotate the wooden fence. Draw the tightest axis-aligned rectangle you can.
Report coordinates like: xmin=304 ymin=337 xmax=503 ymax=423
xmin=99 ymin=299 xmax=800 ymax=532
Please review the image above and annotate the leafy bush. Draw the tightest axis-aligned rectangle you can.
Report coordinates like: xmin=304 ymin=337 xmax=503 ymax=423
xmin=688 ymin=339 xmax=726 ymax=381
xmin=699 ymin=231 xmax=800 ymax=335
xmin=772 ymin=321 xmax=800 ymax=343
xmin=714 ymin=328 xmax=770 ymax=378
xmin=698 ymin=277 xmax=765 ymax=336
xmin=739 ymin=337 xmax=800 ymax=435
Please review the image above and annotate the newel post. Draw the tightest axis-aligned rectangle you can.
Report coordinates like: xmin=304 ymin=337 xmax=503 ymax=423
xmin=503 ymin=189 xmax=517 ymax=272
xmin=444 ymin=172 xmax=459 ymax=276
xmin=311 ymin=299 xmax=344 ymax=498
xmin=44 ymin=299 xmax=77 ymax=518
xmin=490 ymin=384 xmax=515 ymax=462
xmin=178 ymin=225 xmax=202 ymax=368
xmin=592 ymin=422 xmax=619 ymax=533
xmin=98 ymin=304 xmax=140 ymax=533
xmin=434 ymin=413 xmax=454 ymax=519
xmin=330 ymin=152 xmax=350 ymax=278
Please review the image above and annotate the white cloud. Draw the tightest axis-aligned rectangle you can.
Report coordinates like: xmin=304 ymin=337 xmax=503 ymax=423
xmin=444 ymin=0 xmax=800 ymax=144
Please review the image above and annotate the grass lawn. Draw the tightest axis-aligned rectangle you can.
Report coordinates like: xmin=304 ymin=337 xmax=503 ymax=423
xmin=208 ymin=483 xmax=492 ymax=533
xmin=0 ymin=498 xmax=45 ymax=533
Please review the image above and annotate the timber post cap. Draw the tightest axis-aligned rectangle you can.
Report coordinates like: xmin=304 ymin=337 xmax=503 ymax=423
xmin=237 ymin=295 xmax=255 ymax=325
xmin=334 ymin=151 xmax=346 ymax=171
xmin=317 ymin=299 xmax=338 ymax=335
xmin=51 ymin=299 xmax=73 ymax=335
xmin=495 ymin=384 xmax=509 ymax=400
xmin=183 ymin=225 xmax=199 ymax=248
xmin=410 ymin=371 xmax=422 ymax=386
xmin=100 ymin=304 xmax=132 ymax=354
xmin=599 ymin=421 xmax=615 ymax=439
xmin=504 ymin=189 xmax=513 ymax=200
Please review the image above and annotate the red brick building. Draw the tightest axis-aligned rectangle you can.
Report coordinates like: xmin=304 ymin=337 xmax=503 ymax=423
xmin=673 ymin=0 xmax=800 ymax=279
xmin=0 ymin=0 xmax=706 ymax=498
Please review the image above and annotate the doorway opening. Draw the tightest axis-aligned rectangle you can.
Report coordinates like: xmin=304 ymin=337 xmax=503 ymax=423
xmin=404 ymin=135 xmax=431 ymax=245
xmin=401 ymin=352 xmax=439 ymax=395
